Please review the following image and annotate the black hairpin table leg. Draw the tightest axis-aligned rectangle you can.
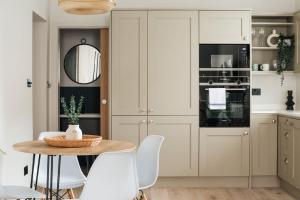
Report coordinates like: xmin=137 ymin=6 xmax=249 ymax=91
xmin=34 ymin=154 xmax=41 ymax=190
xmin=46 ymin=155 xmax=50 ymax=199
xmin=50 ymin=155 xmax=54 ymax=200
xmin=56 ymin=155 xmax=62 ymax=200
xmin=30 ymin=154 xmax=36 ymax=188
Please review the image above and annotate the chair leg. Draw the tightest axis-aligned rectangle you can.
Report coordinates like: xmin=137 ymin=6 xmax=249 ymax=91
xmin=67 ymin=189 xmax=75 ymax=199
xmin=142 ymin=192 xmax=148 ymax=200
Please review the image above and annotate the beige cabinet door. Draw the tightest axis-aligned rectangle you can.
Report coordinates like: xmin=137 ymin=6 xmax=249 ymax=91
xmin=111 ymin=11 xmax=148 ymax=115
xmin=148 ymin=11 xmax=199 ymax=115
xmin=199 ymin=11 xmax=251 ymax=44
xmin=111 ymin=116 xmax=147 ymax=146
xmin=251 ymin=114 xmax=277 ymax=176
xmin=147 ymin=116 xmax=199 ymax=176
xmin=278 ymin=117 xmax=295 ymax=184
xmin=199 ymin=128 xmax=250 ymax=176
xmin=294 ymin=12 xmax=300 ymax=73
xmin=292 ymin=118 xmax=300 ymax=189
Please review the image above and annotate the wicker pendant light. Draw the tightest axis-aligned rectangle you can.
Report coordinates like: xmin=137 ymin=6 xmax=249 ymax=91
xmin=58 ymin=0 xmax=116 ymax=15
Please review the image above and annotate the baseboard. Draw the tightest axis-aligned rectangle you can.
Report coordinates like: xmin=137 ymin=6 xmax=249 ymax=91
xmin=155 ymin=177 xmax=249 ymax=188
xmin=280 ymin=180 xmax=300 ymax=199
xmin=251 ymin=176 xmax=280 ymax=188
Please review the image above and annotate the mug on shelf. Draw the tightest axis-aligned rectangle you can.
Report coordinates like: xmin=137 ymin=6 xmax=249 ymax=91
xmin=252 ymin=64 xmax=259 ymax=71
xmin=261 ymin=64 xmax=270 ymax=71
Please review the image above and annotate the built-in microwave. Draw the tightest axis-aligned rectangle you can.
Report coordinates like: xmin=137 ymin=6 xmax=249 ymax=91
xmin=199 ymin=44 xmax=250 ymax=69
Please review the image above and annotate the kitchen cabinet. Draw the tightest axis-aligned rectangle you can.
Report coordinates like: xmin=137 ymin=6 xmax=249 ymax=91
xmin=111 ymin=11 xmax=148 ymax=115
xmin=199 ymin=128 xmax=250 ymax=176
xmin=112 ymin=10 xmax=198 ymax=116
xmin=111 ymin=116 xmax=147 ymax=146
xmin=251 ymin=114 xmax=277 ymax=176
xmin=199 ymin=11 xmax=251 ymax=44
xmin=112 ymin=116 xmax=199 ymax=176
xmin=278 ymin=116 xmax=300 ymax=189
xmin=148 ymin=116 xmax=198 ymax=176
xmin=148 ymin=11 xmax=198 ymax=115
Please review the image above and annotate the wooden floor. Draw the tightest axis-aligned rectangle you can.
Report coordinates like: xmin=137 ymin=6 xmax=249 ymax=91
xmin=145 ymin=188 xmax=296 ymax=200
xmin=74 ymin=187 xmax=296 ymax=200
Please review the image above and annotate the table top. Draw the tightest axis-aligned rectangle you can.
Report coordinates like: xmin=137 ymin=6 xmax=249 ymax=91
xmin=13 ymin=140 xmax=136 ymax=156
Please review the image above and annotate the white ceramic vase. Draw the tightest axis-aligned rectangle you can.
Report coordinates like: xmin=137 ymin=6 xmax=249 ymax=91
xmin=65 ymin=124 xmax=82 ymax=140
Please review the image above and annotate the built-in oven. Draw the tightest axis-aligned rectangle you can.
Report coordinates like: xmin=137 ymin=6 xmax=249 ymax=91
xmin=200 ymin=84 xmax=250 ymax=127
xmin=199 ymin=44 xmax=250 ymax=127
xmin=199 ymin=44 xmax=249 ymax=69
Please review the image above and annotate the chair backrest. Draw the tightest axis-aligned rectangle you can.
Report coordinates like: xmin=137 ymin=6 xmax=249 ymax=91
xmin=35 ymin=132 xmax=86 ymax=185
xmin=80 ymin=151 xmax=139 ymax=200
xmin=137 ymin=135 xmax=164 ymax=189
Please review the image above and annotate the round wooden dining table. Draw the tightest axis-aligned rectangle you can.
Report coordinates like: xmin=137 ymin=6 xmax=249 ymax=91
xmin=13 ymin=140 xmax=136 ymax=200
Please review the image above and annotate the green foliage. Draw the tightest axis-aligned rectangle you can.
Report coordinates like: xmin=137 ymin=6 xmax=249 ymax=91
xmin=61 ymin=95 xmax=85 ymax=125
xmin=277 ymin=34 xmax=294 ymax=74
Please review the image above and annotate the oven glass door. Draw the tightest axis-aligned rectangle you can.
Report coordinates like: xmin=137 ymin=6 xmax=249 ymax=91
xmin=200 ymin=86 xmax=250 ymax=127
xmin=199 ymin=44 xmax=249 ymax=69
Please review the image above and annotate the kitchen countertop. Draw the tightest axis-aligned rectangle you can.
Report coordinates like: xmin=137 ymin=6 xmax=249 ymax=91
xmin=252 ymin=110 xmax=300 ymax=119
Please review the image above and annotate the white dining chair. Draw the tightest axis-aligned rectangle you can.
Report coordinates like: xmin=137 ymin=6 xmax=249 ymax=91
xmin=80 ymin=151 xmax=139 ymax=200
xmin=136 ymin=135 xmax=164 ymax=200
xmin=0 ymin=185 xmax=45 ymax=199
xmin=35 ymin=132 xmax=87 ymax=199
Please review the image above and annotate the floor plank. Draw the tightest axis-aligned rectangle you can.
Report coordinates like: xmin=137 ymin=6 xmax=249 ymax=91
xmin=74 ymin=187 xmax=296 ymax=200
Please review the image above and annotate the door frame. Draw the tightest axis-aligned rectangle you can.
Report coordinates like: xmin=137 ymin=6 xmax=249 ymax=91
xmin=48 ymin=25 xmax=110 ymax=138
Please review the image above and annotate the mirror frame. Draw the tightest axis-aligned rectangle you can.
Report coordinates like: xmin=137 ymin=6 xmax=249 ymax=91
xmin=63 ymin=43 xmax=101 ymax=85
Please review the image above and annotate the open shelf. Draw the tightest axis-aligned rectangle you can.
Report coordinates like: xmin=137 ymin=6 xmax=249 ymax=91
xmin=252 ymin=71 xmax=294 ymax=75
xmin=252 ymin=47 xmax=278 ymax=50
xmin=252 ymin=22 xmax=294 ymax=26
xmin=60 ymin=113 xmax=101 ymax=118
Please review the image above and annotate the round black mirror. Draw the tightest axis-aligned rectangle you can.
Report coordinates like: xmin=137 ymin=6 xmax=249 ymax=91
xmin=64 ymin=44 xmax=101 ymax=84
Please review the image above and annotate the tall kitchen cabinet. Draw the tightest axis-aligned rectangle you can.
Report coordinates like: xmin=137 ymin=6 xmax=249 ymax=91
xmin=111 ymin=11 xmax=199 ymax=176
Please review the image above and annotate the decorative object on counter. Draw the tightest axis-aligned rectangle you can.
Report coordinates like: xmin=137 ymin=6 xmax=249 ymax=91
xmin=286 ymin=90 xmax=295 ymax=110
xmin=276 ymin=34 xmax=294 ymax=86
xmin=44 ymin=135 xmax=102 ymax=148
xmin=267 ymin=30 xmax=280 ymax=48
xmin=59 ymin=0 xmax=116 ymax=15
xmin=258 ymin=27 xmax=266 ymax=47
xmin=61 ymin=95 xmax=85 ymax=140
xmin=252 ymin=64 xmax=259 ymax=71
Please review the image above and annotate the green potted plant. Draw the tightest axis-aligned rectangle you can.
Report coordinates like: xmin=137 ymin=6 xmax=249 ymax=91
xmin=276 ymin=34 xmax=294 ymax=86
xmin=61 ymin=95 xmax=85 ymax=140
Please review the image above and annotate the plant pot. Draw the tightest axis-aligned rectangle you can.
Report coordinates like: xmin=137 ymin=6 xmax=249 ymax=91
xmin=65 ymin=124 xmax=82 ymax=140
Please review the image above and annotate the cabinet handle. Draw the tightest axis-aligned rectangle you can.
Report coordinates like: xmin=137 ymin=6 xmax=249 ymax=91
xmin=139 ymin=108 xmax=147 ymax=113
xmin=285 ymin=132 xmax=289 ymax=138
xmin=272 ymin=119 xmax=277 ymax=124
xmin=139 ymin=120 xmax=147 ymax=124
xmin=148 ymin=120 xmax=154 ymax=124
xmin=243 ymin=36 xmax=249 ymax=41
xmin=284 ymin=158 xmax=289 ymax=164
xmin=101 ymin=99 xmax=108 ymax=105
xmin=148 ymin=108 xmax=154 ymax=113
xmin=243 ymin=131 xmax=249 ymax=136
xmin=286 ymin=119 xmax=289 ymax=125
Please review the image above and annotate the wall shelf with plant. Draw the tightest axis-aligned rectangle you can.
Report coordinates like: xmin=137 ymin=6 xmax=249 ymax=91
xmin=251 ymin=15 xmax=295 ymax=85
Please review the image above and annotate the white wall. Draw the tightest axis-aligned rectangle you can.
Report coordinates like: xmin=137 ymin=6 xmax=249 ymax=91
xmin=0 ymin=0 xmax=48 ymax=185
xmin=252 ymin=74 xmax=297 ymax=111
